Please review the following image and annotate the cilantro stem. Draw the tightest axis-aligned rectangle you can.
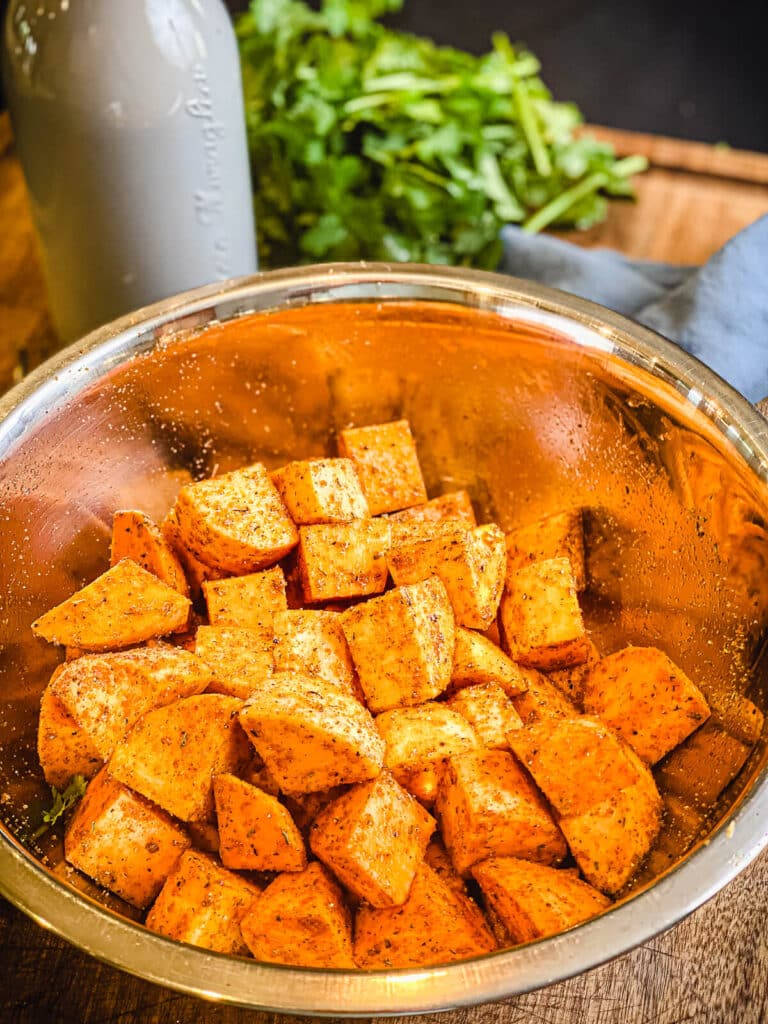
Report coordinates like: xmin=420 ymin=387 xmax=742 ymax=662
xmin=522 ymin=171 xmax=609 ymax=233
xmin=513 ymin=79 xmax=552 ymax=179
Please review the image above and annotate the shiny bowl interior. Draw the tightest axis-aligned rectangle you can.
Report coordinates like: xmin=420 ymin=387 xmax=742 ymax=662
xmin=0 ymin=263 xmax=767 ymax=1014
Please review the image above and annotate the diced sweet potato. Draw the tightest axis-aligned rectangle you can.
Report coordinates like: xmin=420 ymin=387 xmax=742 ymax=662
xmin=194 ymin=625 xmax=274 ymax=700
xmin=162 ymin=508 xmax=225 ymax=598
xmin=110 ymin=509 xmax=189 ymax=597
xmin=655 ymin=721 xmax=752 ymax=807
xmin=451 ymin=627 xmax=531 ymax=697
xmin=375 ymin=703 xmax=479 ymax=784
xmin=436 ymin=748 xmax=567 ymax=875
xmin=145 ymin=849 xmax=261 ymax=955
xmin=546 ymin=639 xmax=600 ymax=708
xmin=273 ymin=609 xmax=359 ymax=698
xmin=214 ymin=773 xmax=307 ymax=873
xmin=51 ymin=643 xmax=214 ymax=760
xmin=173 ymin=464 xmax=298 ymax=574
xmin=447 ymin=683 xmax=523 ymax=748
xmin=310 ymin=772 xmax=435 ymax=907
xmin=37 ymin=682 xmax=103 ymax=789
xmin=504 ymin=509 xmax=586 ymax=591
xmin=65 ymin=768 xmax=191 ymax=909
xmin=298 ymin=519 xmax=391 ymax=603
xmin=507 ymin=716 xmax=642 ymax=817
xmin=499 ymin=557 xmax=590 ymax=671
xmin=338 ymin=419 xmax=427 ymax=516
xmin=240 ymin=861 xmax=355 ymax=968
xmin=471 ymin=857 xmax=610 ymax=944
xmin=238 ymin=671 xmax=384 ymax=792
xmin=340 ymin=577 xmax=455 ymax=713
xmin=31 ymin=559 xmax=191 ymax=650
xmin=271 ymin=457 xmax=370 ymax=523
xmin=203 ymin=566 xmax=287 ymax=632
xmin=388 ymin=523 xmax=506 ymax=630
xmin=109 ymin=694 xmax=251 ymax=821
xmin=582 ymin=646 xmax=711 ymax=764
xmin=354 ymin=862 xmax=496 ymax=968
xmin=511 ymin=668 xmax=579 ymax=725
xmin=386 ymin=489 xmax=476 ymax=527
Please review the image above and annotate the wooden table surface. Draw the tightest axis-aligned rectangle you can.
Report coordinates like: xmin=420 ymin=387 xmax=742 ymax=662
xmin=1 ymin=114 xmax=768 ymax=1023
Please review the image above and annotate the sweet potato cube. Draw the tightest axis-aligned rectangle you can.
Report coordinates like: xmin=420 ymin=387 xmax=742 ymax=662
xmin=354 ymin=862 xmax=496 ymax=968
xmin=51 ymin=643 xmax=214 ymax=760
xmin=387 ymin=489 xmax=476 ymax=527
xmin=173 ymin=463 xmax=298 ymax=574
xmin=273 ymin=609 xmax=359 ymax=698
xmin=499 ymin=557 xmax=590 ymax=671
xmin=109 ymin=694 xmax=250 ymax=821
xmin=271 ymin=457 xmax=369 ymax=523
xmin=451 ymin=627 xmax=531 ymax=697
xmin=388 ymin=523 xmax=506 ymax=630
xmin=203 ymin=566 xmax=287 ymax=631
xmin=110 ymin=509 xmax=189 ymax=596
xmin=435 ymin=748 xmax=567 ymax=875
xmin=214 ymin=773 xmax=307 ymax=872
xmin=310 ymin=772 xmax=435 ymax=907
xmin=64 ymin=768 xmax=191 ymax=909
xmin=559 ymin=749 xmax=662 ymax=894
xmin=655 ymin=721 xmax=752 ymax=807
xmin=238 ymin=671 xmax=384 ymax=792
xmin=162 ymin=508 xmax=225 ymax=598
xmin=546 ymin=639 xmax=601 ymax=708
xmin=340 ymin=577 xmax=455 ymax=713
xmin=298 ymin=518 xmax=391 ymax=603
xmin=194 ymin=625 xmax=274 ymax=700
xmin=240 ymin=861 xmax=355 ymax=968
xmin=512 ymin=668 xmax=579 ymax=726
xmin=471 ymin=857 xmax=610 ymax=945
xmin=507 ymin=716 xmax=643 ymax=817
xmin=447 ymin=683 xmax=523 ymax=748
xmin=31 ymin=558 xmax=191 ymax=650
xmin=375 ymin=703 xmax=479 ymax=785
xmin=583 ymin=646 xmax=711 ymax=764
xmin=505 ymin=509 xmax=586 ymax=591
xmin=145 ymin=849 xmax=261 ymax=955
xmin=337 ymin=419 xmax=427 ymax=515
xmin=38 ymin=683 xmax=103 ymax=789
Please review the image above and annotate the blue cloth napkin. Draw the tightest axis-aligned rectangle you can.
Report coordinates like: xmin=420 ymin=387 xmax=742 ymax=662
xmin=499 ymin=213 xmax=768 ymax=404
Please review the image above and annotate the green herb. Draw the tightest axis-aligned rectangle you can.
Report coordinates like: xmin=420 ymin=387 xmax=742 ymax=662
xmin=31 ymin=774 xmax=88 ymax=841
xmin=236 ymin=0 xmax=647 ymax=268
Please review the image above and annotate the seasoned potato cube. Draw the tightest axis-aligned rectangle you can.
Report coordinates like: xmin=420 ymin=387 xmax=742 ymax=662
xmin=203 ymin=566 xmax=287 ymax=632
xmin=38 ymin=682 xmax=103 ymax=789
xmin=499 ymin=556 xmax=590 ymax=671
xmin=273 ymin=609 xmax=359 ymax=698
xmin=546 ymin=639 xmax=601 ymax=708
xmin=110 ymin=509 xmax=189 ymax=596
xmin=388 ymin=523 xmax=506 ymax=630
xmin=194 ymin=625 xmax=274 ymax=700
xmin=109 ymin=694 xmax=251 ymax=821
xmin=504 ymin=509 xmax=586 ymax=591
xmin=354 ymin=862 xmax=496 ymax=968
xmin=31 ymin=559 xmax=191 ymax=650
xmin=310 ymin=772 xmax=435 ymax=907
xmin=173 ymin=464 xmax=298 ymax=574
xmin=451 ymin=627 xmax=532 ymax=697
xmin=655 ymin=721 xmax=752 ymax=807
xmin=472 ymin=857 xmax=610 ymax=944
xmin=511 ymin=668 xmax=579 ymax=726
xmin=238 ymin=671 xmax=384 ymax=792
xmin=340 ymin=577 xmax=455 ymax=713
xmin=387 ymin=489 xmax=476 ymax=527
xmin=214 ymin=773 xmax=307 ymax=873
xmin=583 ymin=646 xmax=710 ymax=764
xmin=145 ymin=849 xmax=261 ymax=955
xmin=559 ymin=749 xmax=662 ymax=894
xmin=375 ymin=703 xmax=479 ymax=784
xmin=65 ymin=768 xmax=191 ymax=909
xmin=271 ymin=457 xmax=369 ymax=523
xmin=298 ymin=519 xmax=391 ymax=603
xmin=436 ymin=748 xmax=567 ymax=875
xmin=508 ymin=716 xmax=643 ymax=817
xmin=338 ymin=419 xmax=427 ymax=515
xmin=240 ymin=861 xmax=355 ymax=968
xmin=51 ymin=643 xmax=214 ymax=760
xmin=447 ymin=683 xmax=523 ymax=748
xmin=162 ymin=508 xmax=226 ymax=598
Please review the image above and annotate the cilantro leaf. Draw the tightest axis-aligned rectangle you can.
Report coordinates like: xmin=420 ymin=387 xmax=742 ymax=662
xmin=31 ymin=775 xmax=88 ymax=842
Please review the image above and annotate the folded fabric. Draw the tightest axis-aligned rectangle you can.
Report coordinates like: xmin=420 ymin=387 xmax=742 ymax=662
xmin=499 ymin=213 xmax=768 ymax=404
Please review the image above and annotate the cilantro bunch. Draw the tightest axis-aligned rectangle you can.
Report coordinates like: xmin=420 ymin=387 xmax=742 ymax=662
xmin=236 ymin=0 xmax=646 ymax=268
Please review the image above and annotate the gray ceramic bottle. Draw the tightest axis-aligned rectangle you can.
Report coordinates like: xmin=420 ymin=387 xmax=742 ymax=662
xmin=2 ymin=0 xmax=258 ymax=343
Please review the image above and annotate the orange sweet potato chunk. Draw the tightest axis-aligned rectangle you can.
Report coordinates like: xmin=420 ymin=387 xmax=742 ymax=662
xmin=511 ymin=668 xmax=579 ymax=726
xmin=447 ymin=683 xmax=523 ymax=749
xmin=386 ymin=489 xmax=476 ymax=527
xmin=297 ymin=518 xmax=391 ymax=603
xmin=375 ymin=702 xmax=479 ymax=782
xmin=471 ymin=857 xmax=610 ymax=944
xmin=451 ymin=626 xmax=532 ymax=697
xmin=271 ymin=457 xmax=370 ymax=523
xmin=273 ymin=609 xmax=359 ymax=698
xmin=110 ymin=509 xmax=189 ymax=596
xmin=37 ymin=681 xmax=103 ymax=789
xmin=203 ymin=566 xmax=287 ymax=632
xmin=338 ymin=419 xmax=427 ymax=516
xmin=214 ymin=773 xmax=307 ymax=873
xmin=240 ymin=862 xmax=355 ymax=968
xmin=504 ymin=508 xmax=586 ymax=591
xmin=194 ymin=625 xmax=274 ymax=700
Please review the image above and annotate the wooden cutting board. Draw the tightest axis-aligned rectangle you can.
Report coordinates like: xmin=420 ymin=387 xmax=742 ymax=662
xmin=1 ymin=113 xmax=768 ymax=1024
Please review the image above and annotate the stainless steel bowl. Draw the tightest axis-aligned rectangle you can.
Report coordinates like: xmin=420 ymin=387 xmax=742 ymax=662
xmin=0 ymin=263 xmax=766 ymax=1014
